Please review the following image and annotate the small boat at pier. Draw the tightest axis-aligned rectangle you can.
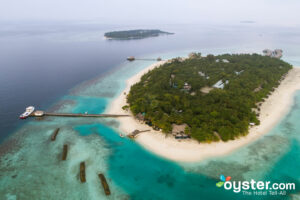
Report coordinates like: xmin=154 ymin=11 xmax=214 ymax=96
xmin=19 ymin=106 xmax=35 ymax=119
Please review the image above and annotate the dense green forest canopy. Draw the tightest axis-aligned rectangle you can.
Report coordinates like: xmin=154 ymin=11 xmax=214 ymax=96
xmin=104 ymin=29 xmax=173 ymax=40
xmin=127 ymin=53 xmax=292 ymax=142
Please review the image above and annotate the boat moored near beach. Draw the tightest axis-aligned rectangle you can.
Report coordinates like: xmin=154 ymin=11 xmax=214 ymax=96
xmin=19 ymin=106 xmax=35 ymax=119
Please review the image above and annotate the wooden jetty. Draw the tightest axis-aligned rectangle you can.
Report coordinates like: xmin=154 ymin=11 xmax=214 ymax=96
xmin=29 ymin=111 xmax=129 ymax=118
xmin=98 ymin=174 xmax=111 ymax=196
xmin=128 ymin=129 xmax=150 ymax=139
xmin=44 ymin=113 xmax=129 ymax=118
xmin=80 ymin=162 xmax=86 ymax=183
xmin=127 ymin=56 xmax=163 ymax=62
xmin=51 ymin=128 xmax=60 ymax=141
xmin=62 ymin=144 xmax=68 ymax=160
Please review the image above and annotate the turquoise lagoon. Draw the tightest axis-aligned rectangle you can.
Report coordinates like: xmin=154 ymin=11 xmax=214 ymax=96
xmin=1 ymin=49 xmax=300 ymax=200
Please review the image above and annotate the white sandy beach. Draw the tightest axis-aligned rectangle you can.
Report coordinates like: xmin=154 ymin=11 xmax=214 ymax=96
xmin=107 ymin=60 xmax=300 ymax=162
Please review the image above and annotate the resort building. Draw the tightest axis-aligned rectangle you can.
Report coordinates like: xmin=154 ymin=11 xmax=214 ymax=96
xmin=188 ymin=52 xmax=201 ymax=59
xmin=273 ymin=49 xmax=283 ymax=58
xmin=172 ymin=124 xmax=190 ymax=139
xmin=136 ymin=113 xmax=145 ymax=121
xmin=263 ymin=49 xmax=283 ymax=58
xmin=198 ymin=71 xmax=209 ymax=79
xmin=189 ymin=52 xmax=197 ymax=58
xmin=127 ymin=56 xmax=135 ymax=61
xmin=213 ymin=80 xmax=229 ymax=89
xmin=234 ymin=70 xmax=244 ymax=75
xmin=263 ymin=49 xmax=273 ymax=56
xmin=183 ymin=82 xmax=192 ymax=91
xmin=216 ymin=59 xmax=229 ymax=63
xmin=198 ymin=71 xmax=205 ymax=77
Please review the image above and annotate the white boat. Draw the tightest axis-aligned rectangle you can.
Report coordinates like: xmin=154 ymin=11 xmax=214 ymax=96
xmin=19 ymin=106 xmax=35 ymax=119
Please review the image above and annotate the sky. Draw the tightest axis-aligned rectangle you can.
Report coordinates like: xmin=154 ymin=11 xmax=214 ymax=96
xmin=0 ymin=0 xmax=299 ymax=25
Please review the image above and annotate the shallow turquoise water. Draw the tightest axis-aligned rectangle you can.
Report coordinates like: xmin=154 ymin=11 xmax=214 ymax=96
xmin=1 ymin=50 xmax=300 ymax=199
xmin=70 ymin=93 xmax=300 ymax=199
xmin=74 ymin=123 xmax=237 ymax=200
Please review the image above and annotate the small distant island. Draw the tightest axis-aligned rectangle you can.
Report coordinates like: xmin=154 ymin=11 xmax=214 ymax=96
xmin=126 ymin=53 xmax=292 ymax=142
xmin=240 ymin=20 xmax=256 ymax=24
xmin=104 ymin=29 xmax=174 ymax=40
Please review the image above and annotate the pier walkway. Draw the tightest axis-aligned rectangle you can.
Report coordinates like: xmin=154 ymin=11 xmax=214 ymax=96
xmin=127 ymin=56 xmax=163 ymax=62
xmin=43 ymin=113 xmax=129 ymax=118
xmin=29 ymin=110 xmax=129 ymax=118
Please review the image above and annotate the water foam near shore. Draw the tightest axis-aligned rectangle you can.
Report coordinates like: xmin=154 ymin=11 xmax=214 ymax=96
xmin=1 ymin=50 xmax=300 ymax=199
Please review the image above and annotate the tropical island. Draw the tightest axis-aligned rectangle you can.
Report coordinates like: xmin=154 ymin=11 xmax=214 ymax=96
xmin=125 ymin=53 xmax=292 ymax=142
xmin=104 ymin=29 xmax=174 ymax=40
xmin=107 ymin=52 xmax=300 ymax=161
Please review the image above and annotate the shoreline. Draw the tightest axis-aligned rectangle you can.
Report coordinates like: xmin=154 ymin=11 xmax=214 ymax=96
xmin=106 ymin=60 xmax=300 ymax=162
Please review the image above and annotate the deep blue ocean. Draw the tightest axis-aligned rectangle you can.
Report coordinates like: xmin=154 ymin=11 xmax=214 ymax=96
xmin=0 ymin=22 xmax=300 ymax=199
